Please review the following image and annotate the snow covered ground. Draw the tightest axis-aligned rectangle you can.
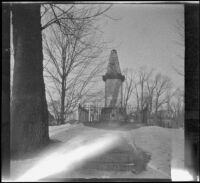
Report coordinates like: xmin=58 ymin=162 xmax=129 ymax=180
xmin=127 ymin=126 xmax=179 ymax=179
xmin=10 ymin=123 xmax=184 ymax=181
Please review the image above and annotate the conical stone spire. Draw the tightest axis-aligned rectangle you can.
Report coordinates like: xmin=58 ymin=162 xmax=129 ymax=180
xmin=101 ymin=49 xmax=126 ymax=121
xmin=106 ymin=49 xmax=121 ymax=75
xmin=103 ymin=50 xmax=125 ymax=81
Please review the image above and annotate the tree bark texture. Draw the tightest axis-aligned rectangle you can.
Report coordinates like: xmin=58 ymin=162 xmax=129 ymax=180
xmin=11 ymin=4 xmax=49 ymax=156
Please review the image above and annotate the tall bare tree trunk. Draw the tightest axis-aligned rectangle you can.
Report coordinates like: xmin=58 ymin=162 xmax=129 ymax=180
xmin=60 ymin=77 xmax=66 ymax=124
xmin=155 ymin=95 xmax=159 ymax=125
xmin=11 ymin=4 xmax=49 ymax=157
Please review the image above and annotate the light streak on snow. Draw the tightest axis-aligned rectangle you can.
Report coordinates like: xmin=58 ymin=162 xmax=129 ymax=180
xmin=171 ymin=168 xmax=194 ymax=181
xmin=16 ymin=133 xmax=120 ymax=182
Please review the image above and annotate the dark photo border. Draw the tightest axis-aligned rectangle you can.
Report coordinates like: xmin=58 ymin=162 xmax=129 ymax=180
xmin=1 ymin=1 xmax=199 ymax=182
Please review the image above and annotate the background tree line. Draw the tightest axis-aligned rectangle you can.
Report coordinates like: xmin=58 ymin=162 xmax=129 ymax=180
xmin=122 ymin=67 xmax=184 ymax=127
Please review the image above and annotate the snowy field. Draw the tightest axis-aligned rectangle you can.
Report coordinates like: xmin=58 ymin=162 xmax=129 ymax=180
xmin=10 ymin=123 xmax=184 ymax=181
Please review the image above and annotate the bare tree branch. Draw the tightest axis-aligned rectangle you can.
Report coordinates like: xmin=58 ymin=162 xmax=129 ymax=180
xmin=43 ymin=5 xmax=109 ymax=124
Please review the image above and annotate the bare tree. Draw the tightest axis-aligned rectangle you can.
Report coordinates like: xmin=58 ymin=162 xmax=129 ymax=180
xmin=10 ymin=3 xmax=112 ymax=156
xmin=117 ymin=65 xmax=176 ymax=126
xmin=146 ymin=72 xmax=157 ymax=118
xmin=137 ymin=67 xmax=154 ymax=113
xmin=41 ymin=4 xmax=112 ymax=31
xmin=132 ymin=67 xmax=154 ymax=123
xmin=122 ymin=69 xmax=135 ymax=109
xmin=153 ymin=73 xmax=173 ymax=122
xmin=11 ymin=4 xmax=49 ymax=157
xmin=130 ymin=67 xmax=173 ymax=125
xmin=43 ymin=5 xmax=109 ymax=124
xmin=170 ymin=88 xmax=184 ymax=128
xmin=81 ymin=88 xmax=105 ymax=106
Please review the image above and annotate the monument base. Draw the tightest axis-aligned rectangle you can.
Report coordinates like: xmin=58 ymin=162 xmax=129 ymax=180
xmin=100 ymin=107 xmax=126 ymax=122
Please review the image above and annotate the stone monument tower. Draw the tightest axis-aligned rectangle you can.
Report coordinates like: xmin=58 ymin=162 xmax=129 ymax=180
xmin=101 ymin=50 xmax=126 ymax=121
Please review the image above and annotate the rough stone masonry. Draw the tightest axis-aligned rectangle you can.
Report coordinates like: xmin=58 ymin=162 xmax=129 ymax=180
xmin=101 ymin=50 xmax=126 ymax=122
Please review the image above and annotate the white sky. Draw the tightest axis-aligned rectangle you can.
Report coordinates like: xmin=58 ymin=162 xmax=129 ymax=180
xmin=97 ymin=4 xmax=184 ymax=89
xmin=10 ymin=4 xmax=185 ymax=93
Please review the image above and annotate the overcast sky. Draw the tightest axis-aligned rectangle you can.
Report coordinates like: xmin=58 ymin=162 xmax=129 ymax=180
xmin=98 ymin=4 xmax=184 ymax=89
xmin=10 ymin=3 xmax=184 ymax=92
